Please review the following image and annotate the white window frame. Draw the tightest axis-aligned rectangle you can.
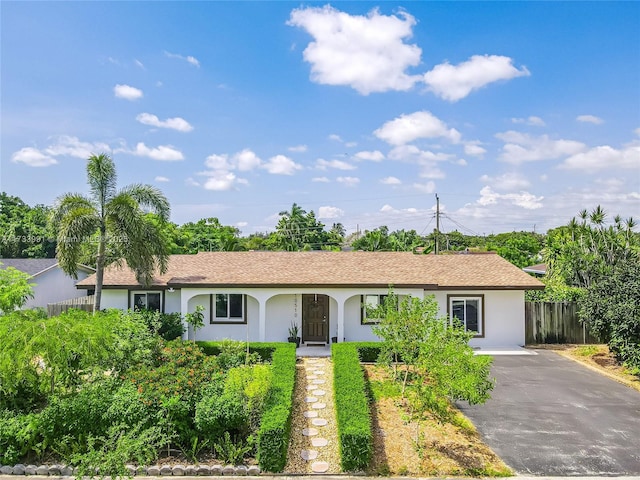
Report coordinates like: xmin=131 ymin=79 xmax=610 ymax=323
xmin=447 ymin=295 xmax=484 ymax=338
xmin=211 ymin=293 xmax=246 ymax=324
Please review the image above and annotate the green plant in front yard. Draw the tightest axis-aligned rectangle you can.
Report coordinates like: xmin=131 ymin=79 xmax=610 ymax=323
xmin=0 ymin=263 xmax=34 ymax=314
xmin=371 ymin=290 xmax=494 ymax=422
xmin=332 ymin=343 xmax=372 ymax=471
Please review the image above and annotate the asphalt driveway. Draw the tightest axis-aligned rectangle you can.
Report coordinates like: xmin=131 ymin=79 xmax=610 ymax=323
xmin=456 ymin=350 xmax=640 ymax=475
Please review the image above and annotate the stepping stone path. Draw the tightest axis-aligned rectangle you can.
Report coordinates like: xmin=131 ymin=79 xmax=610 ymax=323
xmin=292 ymin=357 xmax=336 ymax=474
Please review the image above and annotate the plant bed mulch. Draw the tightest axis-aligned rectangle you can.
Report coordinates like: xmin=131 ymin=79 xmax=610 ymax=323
xmin=528 ymin=344 xmax=640 ymax=392
xmin=364 ymin=365 xmax=512 ymax=477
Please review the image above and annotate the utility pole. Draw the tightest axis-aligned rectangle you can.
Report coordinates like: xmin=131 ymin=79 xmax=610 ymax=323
xmin=435 ymin=193 xmax=440 ymax=255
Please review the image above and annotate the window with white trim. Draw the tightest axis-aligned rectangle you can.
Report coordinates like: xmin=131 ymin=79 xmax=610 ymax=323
xmin=361 ymin=294 xmax=389 ymax=325
xmin=211 ymin=294 xmax=246 ymax=324
xmin=133 ymin=292 xmax=162 ymax=312
xmin=448 ymin=295 xmax=484 ymax=337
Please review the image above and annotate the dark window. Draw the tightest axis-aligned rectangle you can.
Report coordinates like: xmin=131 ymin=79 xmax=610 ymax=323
xmin=133 ymin=292 xmax=162 ymax=312
xmin=361 ymin=294 xmax=389 ymax=325
xmin=449 ymin=296 xmax=482 ymax=336
xmin=213 ymin=294 xmax=245 ymax=323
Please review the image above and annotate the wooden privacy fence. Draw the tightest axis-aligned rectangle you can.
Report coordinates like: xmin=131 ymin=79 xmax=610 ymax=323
xmin=525 ymin=301 xmax=599 ymax=345
xmin=47 ymin=295 xmax=94 ymax=317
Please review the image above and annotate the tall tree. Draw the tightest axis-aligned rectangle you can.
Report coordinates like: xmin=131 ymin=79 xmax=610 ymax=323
xmin=51 ymin=154 xmax=170 ymax=311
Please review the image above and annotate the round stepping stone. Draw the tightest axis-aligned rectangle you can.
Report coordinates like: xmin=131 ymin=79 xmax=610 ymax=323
xmin=303 ymin=410 xmax=318 ymax=418
xmin=306 ymin=385 xmax=317 ymax=391
xmin=311 ymin=461 xmax=329 ymax=473
xmin=300 ymin=449 xmax=318 ymax=461
xmin=312 ymin=389 xmax=325 ymax=396
xmin=311 ymin=437 xmax=328 ymax=447
xmin=305 ymin=396 xmax=318 ymax=403
xmin=312 ymin=379 xmax=325 ymax=384
xmin=313 ymin=370 xmax=325 ymax=375
xmin=312 ymin=418 xmax=328 ymax=426
xmin=302 ymin=427 xmax=318 ymax=436
xmin=312 ymin=402 xmax=326 ymax=409
xmin=306 ymin=375 xmax=317 ymax=380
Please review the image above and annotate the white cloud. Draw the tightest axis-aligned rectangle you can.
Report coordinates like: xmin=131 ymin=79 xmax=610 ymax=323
xmin=205 ymin=153 xmax=231 ymax=170
xmin=236 ymin=221 xmax=248 ymax=228
xmin=463 ymin=142 xmax=487 ymax=156
xmin=345 ymin=141 xmax=358 ymax=148
xmin=388 ymin=145 xmax=453 ymax=163
xmin=155 ymin=176 xmax=170 ymax=182
xmin=316 ymin=158 xmax=356 ymax=170
xmin=263 ymin=155 xmax=302 ymax=175
xmin=44 ymin=135 xmax=112 ymax=159
xmin=164 ymin=51 xmax=200 ymax=67
xmin=559 ymin=144 xmax=640 ymax=173
xmin=496 ymin=131 xmax=586 ymax=163
xmin=476 ymin=186 xmax=543 ymax=209
xmin=11 ymin=147 xmax=58 ymax=167
xmin=134 ymin=59 xmax=145 ymax=69
xmin=511 ymin=116 xmax=546 ymax=126
xmin=203 ymin=171 xmax=237 ymax=191
xmin=312 ymin=176 xmax=330 ymax=182
xmin=133 ymin=142 xmax=184 ymax=161
xmin=374 ymin=111 xmax=461 ymax=146
xmin=635 ymin=127 xmax=640 ymax=136
xmin=328 ymin=134 xmax=342 ymax=142
xmin=288 ymin=5 xmax=422 ymax=95
xmin=318 ymin=206 xmax=345 ymax=219
xmin=337 ymin=176 xmax=360 ymax=187
xmin=235 ymin=149 xmax=262 ymax=171
xmin=288 ymin=144 xmax=308 ymax=152
xmin=114 ymin=84 xmax=143 ymax=100
xmin=423 ymin=55 xmax=530 ymax=102
xmin=576 ymin=114 xmax=604 ymax=125
xmin=136 ymin=113 xmax=194 ymax=132
xmin=381 ymin=176 xmax=401 ymax=185
xmin=479 ymin=172 xmax=530 ymax=191
xmin=413 ymin=181 xmax=436 ymax=193
xmin=354 ymin=150 xmax=384 ymax=162
xmin=185 ymin=177 xmax=200 ymax=187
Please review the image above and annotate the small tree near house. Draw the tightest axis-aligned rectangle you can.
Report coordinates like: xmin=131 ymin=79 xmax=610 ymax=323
xmin=371 ymin=289 xmax=494 ymax=420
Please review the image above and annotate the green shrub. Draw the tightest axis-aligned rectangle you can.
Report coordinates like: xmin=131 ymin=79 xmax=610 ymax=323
xmin=349 ymin=342 xmax=383 ymax=362
xmin=256 ymin=343 xmax=296 ymax=472
xmin=195 ymin=376 xmax=248 ymax=438
xmin=39 ymin=380 xmax=117 ymax=459
xmin=197 ymin=341 xmax=282 ymax=362
xmin=332 ymin=343 xmax=372 ymax=471
xmin=0 ymin=411 xmax=40 ymax=464
xmin=136 ymin=309 xmax=185 ymax=341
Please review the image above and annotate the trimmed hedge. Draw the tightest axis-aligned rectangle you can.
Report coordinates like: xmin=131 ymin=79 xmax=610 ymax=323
xmin=332 ymin=343 xmax=372 ymax=471
xmin=196 ymin=341 xmax=284 ymax=362
xmin=256 ymin=343 xmax=296 ymax=472
xmin=350 ymin=342 xmax=383 ymax=363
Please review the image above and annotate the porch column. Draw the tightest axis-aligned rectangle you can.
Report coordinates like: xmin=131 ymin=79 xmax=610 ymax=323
xmin=337 ymin=297 xmax=345 ymax=343
xmin=180 ymin=291 xmax=193 ymax=341
xmin=258 ymin=297 xmax=267 ymax=342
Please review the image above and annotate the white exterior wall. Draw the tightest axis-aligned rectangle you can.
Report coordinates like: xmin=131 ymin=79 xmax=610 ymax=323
xmin=26 ymin=267 xmax=92 ymax=309
xmin=103 ymin=286 xmax=526 ymax=347
xmin=432 ymin=290 xmax=526 ymax=347
xmin=98 ymin=289 xmax=129 ymax=310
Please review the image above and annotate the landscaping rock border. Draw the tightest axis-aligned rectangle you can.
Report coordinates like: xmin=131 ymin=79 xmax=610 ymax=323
xmin=0 ymin=464 xmax=262 ymax=476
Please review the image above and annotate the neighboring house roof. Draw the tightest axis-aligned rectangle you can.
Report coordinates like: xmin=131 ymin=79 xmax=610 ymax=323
xmin=0 ymin=258 xmax=95 ymax=277
xmin=522 ymin=263 xmax=547 ymax=275
xmin=76 ymin=251 xmax=545 ymax=290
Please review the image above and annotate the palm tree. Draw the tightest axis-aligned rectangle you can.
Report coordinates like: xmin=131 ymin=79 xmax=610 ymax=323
xmin=51 ymin=153 xmax=170 ymax=312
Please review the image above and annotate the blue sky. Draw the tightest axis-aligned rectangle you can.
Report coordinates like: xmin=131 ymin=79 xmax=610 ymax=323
xmin=2 ymin=1 xmax=639 ymax=236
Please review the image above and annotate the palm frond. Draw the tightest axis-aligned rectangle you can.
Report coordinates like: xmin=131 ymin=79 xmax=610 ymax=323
xmin=55 ymin=207 xmax=100 ymax=277
xmin=86 ymin=154 xmax=117 ymax=213
xmin=117 ymin=184 xmax=170 ymax=222
xmin=50 ymin=193 xmax=96 ymax=227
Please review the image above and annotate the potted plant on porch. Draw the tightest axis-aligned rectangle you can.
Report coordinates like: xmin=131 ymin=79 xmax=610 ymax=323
xmin=288 ymin=322 xmax=300 ymax=347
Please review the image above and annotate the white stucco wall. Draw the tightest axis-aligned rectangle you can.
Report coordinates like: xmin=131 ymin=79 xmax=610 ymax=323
xmin=25 ymin=267 xmax=92 ymax=309
xmin=100 ymin=289 xmax=129 ymax=310
xmin=102 ymin=286 xmax=526 ymax=347
xmin=432 ymin=290 xmax=526 ymax=347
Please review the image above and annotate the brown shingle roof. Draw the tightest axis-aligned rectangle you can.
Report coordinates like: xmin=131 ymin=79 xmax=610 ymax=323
xmin=76 ymin=251 xmax=544 ymax=290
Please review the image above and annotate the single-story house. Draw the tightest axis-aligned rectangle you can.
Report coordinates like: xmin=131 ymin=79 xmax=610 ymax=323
xmin=0 ymin=258 xmax=95 ymax=309
xmin=77 ymin=251 xmax=544 ymax=348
